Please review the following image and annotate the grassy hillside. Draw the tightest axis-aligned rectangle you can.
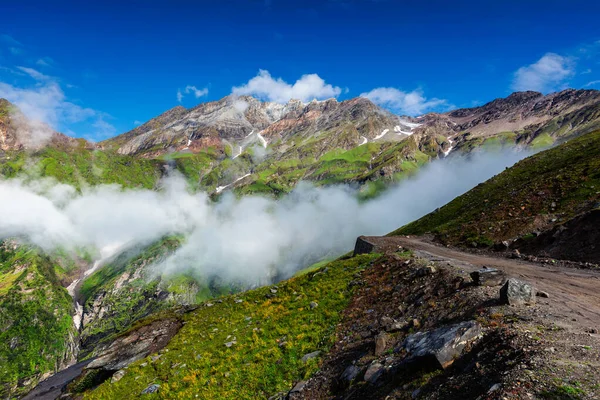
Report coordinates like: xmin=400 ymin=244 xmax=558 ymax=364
xmin=84 ymin=253 xmax=380 ymax=399
xmin=392 ymin=130 xmax=600 ymax=247
xmin=79 ymin=237 xmax=237 ymax=357
xmin=0 ymin=241 xmax=78 ymax=398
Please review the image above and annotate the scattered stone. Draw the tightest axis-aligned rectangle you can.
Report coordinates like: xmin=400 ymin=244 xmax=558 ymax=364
xmin=340 ymin=365 xmax=360 ymax=382
xmin=111 ymin=369 xmax=126 ymax=383
xmin=494 ymin=241 xmax=511 ymax=251
xmin=150 ymin=354 xmax=162 ymax=362
xmin=380 ymin=316 xmax=394 ymax=329
xmin=141 ymin=384 xmax=160 ymax=394
xmin=500 ymin=278 xmax=536 ymax=305
xmin=363 ymin=362 xmax=384 ymax=384
xmin=309 ymin=301 xmax=318 ymax=309
xmin=470 ymin=267 xmax=505 ymax=286
xmin=288 ymin=380 xmax=307 ymax=397
xmin=225 ymin=339 xmax=237 ymax=348
xmin=412 ymin=319 xmax=421 ymax=329
xmin=234 ymin=299 xmax=243 ymax=303
xmin=488 ymin=383 xmax=502 ymax=393
xmin=205 ymin=303 xmax=214 ymax=307
xmin=416 ymin=265 xmax=436 ymax=277
xmin=270 ymin=288 xmax=278 ymax=294
xmin=588 ymin=328 xmax=598 ymax=334
xmin=536 ymin=290 xmax=550 ymax=298
xmin=510 ymin=249 xmax=522 ymax=259
xmin=402 ymin=320 xmax=482 ymax=369
xmin=301 ymin=351 xmax=321 ymax=363
xmin=375 ymin=332 xmax=388 ymax=356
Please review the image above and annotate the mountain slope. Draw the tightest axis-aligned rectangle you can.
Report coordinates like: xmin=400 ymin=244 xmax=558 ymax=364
xmin=392 ymin=129 xmax=600 ymax=263
xmin=97 ymin=89 xmax=600 ymax=198
xmin=0 ymin=241 xmax=80 ymax=398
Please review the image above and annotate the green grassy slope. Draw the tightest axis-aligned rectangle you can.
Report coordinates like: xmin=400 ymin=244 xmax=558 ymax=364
xmin=391 ymin=130 xmax=600 ymax=246
xmin=79 ymin=237 xmax=237 ymax=357
xmin=0 ymin=241 xmax=78 ymax=398
xmin=84 ymin=254 xmax=379 ymax=399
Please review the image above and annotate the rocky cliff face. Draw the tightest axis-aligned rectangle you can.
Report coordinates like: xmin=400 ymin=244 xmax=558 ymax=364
xmin=104 ymin=89 xmax=600 ymax=159
xmin=418 ymin=89 xmax=600 ymax=145
xmin=102 ymin=95 xmax=415 ymax=157
xmin=0 ymin=99 xmax=91 ymax=152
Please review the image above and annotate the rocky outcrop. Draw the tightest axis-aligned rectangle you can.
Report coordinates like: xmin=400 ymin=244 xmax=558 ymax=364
xmin=500 ymin=278 xmax=536 ymax=305
xmin=0 ymin=98 xmax=92 ymax=151
xmin=86 ymin=317 xmax=182 ymax=372
xmin=401 ymin=320 xmax=482 ymax=369
xmin=514 ymin=209 xmax=600 ymax=264
xmin=470 ymin=267 xmax=506 ymax=286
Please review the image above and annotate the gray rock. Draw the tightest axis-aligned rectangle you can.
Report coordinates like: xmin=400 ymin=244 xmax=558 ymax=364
xmin=536 ymin=290 xmax=550 ymax=298
xmin=141 ymin=383 xmax=160 ymax=394
xmin=363 ymin=362 xmax=384 ymax=384
xmin=470 ymin=267 xmax=506 ymax=286
xmin=111 ymin=369 xmax=126 ymax=383
xmin=416 ymin=266 xmax=436 ymax=277
xmin=309 ymin=301 xmax=318 ymax=309
xmin=353 ymin=236 xmax=377 ymax=256
xmin=402 ymin=320 xmax=482 ymax=369
xmin=500 ymin=278 xmax=535 ymax=305
xmin=288 ymin=380 xmax=307 ymax=397
xmin=340 ymin=365 xmax=360 ymax=382
xmin=301 ymin=351 xmax=321 ymax=363
xmin=375 ymin=332 xmax=388 ymax=356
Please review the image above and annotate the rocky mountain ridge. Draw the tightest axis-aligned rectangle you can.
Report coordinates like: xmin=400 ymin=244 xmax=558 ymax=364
xmin=102 ymin=89 xmax=600 ymax=159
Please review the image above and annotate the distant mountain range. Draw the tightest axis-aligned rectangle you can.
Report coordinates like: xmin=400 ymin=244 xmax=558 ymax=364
xmin=2 ymin=89 xmax=600 ymax=198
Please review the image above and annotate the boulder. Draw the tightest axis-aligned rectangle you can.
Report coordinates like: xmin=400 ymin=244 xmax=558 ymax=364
xmin=470 ymin=267 xmax=506 ymax=286
xmin=363 ymin=362 xmax=384 ymax=384
xmin=536 ymin=290 xmax=550 ymax=298
xmin=416 ymin=266 xmax=436 ymax=277
xmin=402 ymin=320 xmax=482 ymax=369
xmin=375 ymin=332 xmax=388 ymax=356
xmin=287 ymin=381 xmax=307 ymax=399
xmin=301 ymin=351 xmax=321 ymax=363
xmin=111 ymin=369 xmax=126 ymax=383
xmin=500 ymin=278 xmax=535 ymax=305
xmin=340 ymin=365 xmax=361 ymax=382
xmin=141 ymin=384 xmax=160 ymax=394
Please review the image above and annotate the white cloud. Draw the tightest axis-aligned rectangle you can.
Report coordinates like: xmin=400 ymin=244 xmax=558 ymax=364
xmin=360 ymin=87 xmax=448 ymax=115
xmin=512 ymin=53 xmax=575 ymax=93
xmin=16 ymin=66 xmax=52 ymax=82
xmin=134 ymin=120 xmax=143 ymax=126
xmin=232 ymin=69 xmax=342 ymax=103
xmin=0 ymin=34 xmax=22 ymax=47
xmin=584 ymin=80 xmax=600 ymax=87
xmin=36 ymin=57 xmax=55 ymax=67
xmin=177 ymin=85 xmax=209 ymax=102
xmin=0 ymin=66 xmax=116 ymax=144
xmin=0 ymin=150 xmax=532 ymax=286
xmin=185 ymin=85 xmax=209 ymax=98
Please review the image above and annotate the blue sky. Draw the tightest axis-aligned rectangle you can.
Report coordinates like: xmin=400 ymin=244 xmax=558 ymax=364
xmin=1 ymin=0 xmax=599 ymax=141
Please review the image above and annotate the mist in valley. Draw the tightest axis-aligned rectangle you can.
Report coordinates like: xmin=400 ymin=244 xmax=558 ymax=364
xmin=0 ymin=149 xmax=531 ymax=286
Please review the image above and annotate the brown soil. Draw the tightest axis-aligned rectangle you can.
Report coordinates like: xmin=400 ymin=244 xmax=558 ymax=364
xmin=367 ymin=235 xmax=600 ymax=331
xmin=290 ymin=236 xmax=600 ymax=399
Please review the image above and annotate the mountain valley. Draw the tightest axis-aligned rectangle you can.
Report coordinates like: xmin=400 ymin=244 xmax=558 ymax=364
xmin=1 ymin=89 xmax=600 ymax=399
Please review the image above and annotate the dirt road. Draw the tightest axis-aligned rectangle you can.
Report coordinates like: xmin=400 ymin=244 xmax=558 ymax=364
xmin=360 ymin=236 xmax=600 ymax=330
